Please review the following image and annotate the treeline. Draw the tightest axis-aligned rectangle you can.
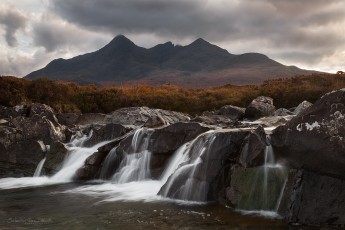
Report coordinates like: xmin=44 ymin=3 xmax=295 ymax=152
xmin=0 ymin=74 xmax=344 ymax=115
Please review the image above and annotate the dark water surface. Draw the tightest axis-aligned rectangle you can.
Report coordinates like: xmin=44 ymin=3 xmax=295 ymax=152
xmin=0 ymin=183 xmax=292 ymax=229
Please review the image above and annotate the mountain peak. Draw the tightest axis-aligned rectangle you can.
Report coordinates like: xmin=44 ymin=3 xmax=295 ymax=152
xmin=189 ymin=38 xmax=210 ymax=46
xmin=109 ymin=34 xmax=134 ymax=45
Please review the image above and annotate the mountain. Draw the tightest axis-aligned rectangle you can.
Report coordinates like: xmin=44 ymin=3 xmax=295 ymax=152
xmin=26 ymin=35 xmax=316 ymax=87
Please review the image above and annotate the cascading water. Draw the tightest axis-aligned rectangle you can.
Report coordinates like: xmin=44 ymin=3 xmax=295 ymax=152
xmin=239 ymin=135 xmax=287 ymax=212
xmin=110 ymin=128 xmax=153 ymax=183
xmin=159 ymin=131 xmax=216 ymax=201
xmin=33 ymin=157 xmax=46 ymax=177
xmin=0 ymin=129 xmax=110 ymax=189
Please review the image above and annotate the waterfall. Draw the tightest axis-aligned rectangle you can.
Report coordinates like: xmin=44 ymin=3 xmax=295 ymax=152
xmin=239 ymin=135 xmax=287 ymax=211
xmin=33 ymin=157 xmax=46 ymax=177
xmin=51 ymin=140 xmax=109 ymax=182
xmin=108 ymin=128 xmax=153 ymax=183
xmin=159 ymin=131 xmax=216 ymax=201
xmin=70 ymin=130 xmax=93 ymax=147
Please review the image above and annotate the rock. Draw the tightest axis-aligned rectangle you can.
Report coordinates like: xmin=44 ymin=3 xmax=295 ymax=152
xmin=226 ymin=165 xmax=287 ymax=210
xmin=0 ymin=119 xmax=9 ymax=126
xmin=244 ymin=96 xmax=275 ymax=119
xmin=148 ymin=123 xmax=211 ymax=176
xmin=201 ymin=111 xmax=216 ymax=116
xmin=84 ymin=123 xmax=131 ymax=147
xmin=274 ymin=108 xmax=294 ymax=116
xmin=28 ymin=103 xmax=59 ymax=126
xmin=104 ymin=107 xmax=190 ymax=126
xmin=44 ymin=141 xmax=68 ymax=174
xmin=271 ymin=89 xmax=345 ymax=179
xmin=293 ymin=100 xmax=312 ymax=115
xmin=144 ymin=114 xmax=167 ymax=128
xmin=190 ymin=115 xmax=235 ymax=128
xmin=76 ymin=113 xmax=107 ymax=125
xmin=0 ymin=105 xmax=28 ymax=119
xmin=11 ymin=116 xmax=65 ymax=144
xmin=75 ymin=132 xmax=132 ymax=180
xmin=56 ymin=113 xmax=80 ymax=127
xmin=238 ymin=126 xmax=266 ymax=168
xmin=0 ymin=140 xmax=47 ymax=177
xmin=278 ymin=169 xmax=345 ymax=226
xmin=217 ymin=105 xmax=245 ymax=120
xmin=75 ymin=150 xmax=109 ymax=180
xmin=256 ymin=115 xmax=294 ymax=127
xmin=158 ymin=129 xmax=252 ymax=201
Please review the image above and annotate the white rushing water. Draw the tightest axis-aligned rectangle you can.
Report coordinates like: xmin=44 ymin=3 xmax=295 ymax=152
xmin=0 ymin=131 xmax=110 ymax=189
xmin=33 ymin=157 xmax=46 ymax=177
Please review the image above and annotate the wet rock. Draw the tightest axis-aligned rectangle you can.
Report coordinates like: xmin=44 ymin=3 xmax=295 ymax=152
xmin=190 ymin=115 xmax=235 ymax=128
xmin=238 ymin=126 xmax=266 ymax=167
xmin=84 ymin=123 xmax=131 ymax=147
xmin=256 ymin=116 xmax=294 ymax=127
xmin=0 ymin=140 xmax=47 ymax=177
xmin=226 ymin=165 xmax=287 ymax=210
xmin=75 ymin=133 xmax=131 ymax=180
xmin=244 ymin=96 xmax=275 ymax=119
xmin=158 ymin=129 xmax=251 ymax=201
xmin=44 ymin=141 xmax=68 ymax=174
xmin=271 ymin=89 xmax=345 ymax=179
xmin=293 ymin=100 xmax=312 ymax=115
xmin=217 ymin=105 xmax=245 ymax=120
xmin=148 ymin=123 xmax=211 ymax=178
xmin=278 ymin=169 xmax=345 ymax=226
xmin=104 ymin=107 xmax=190 ymax=126
xmin=274 ymin=108 xmax=294 ymax=116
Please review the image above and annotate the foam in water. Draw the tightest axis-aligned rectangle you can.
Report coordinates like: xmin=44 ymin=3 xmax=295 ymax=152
xmin=33 ymin=157 xmax=46 ymax=177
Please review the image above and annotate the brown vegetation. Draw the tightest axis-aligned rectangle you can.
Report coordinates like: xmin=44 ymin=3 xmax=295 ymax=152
xmin=0 ymin=73 xmax=343 ymax=115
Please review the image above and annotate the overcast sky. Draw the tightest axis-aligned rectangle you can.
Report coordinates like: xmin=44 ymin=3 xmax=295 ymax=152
xmin=0 ymin=0 xmax=344 ymax=76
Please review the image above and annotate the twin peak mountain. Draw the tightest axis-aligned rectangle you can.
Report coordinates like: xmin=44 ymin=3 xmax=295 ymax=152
xmin=26 ymin=35 xmax=313 ymax=87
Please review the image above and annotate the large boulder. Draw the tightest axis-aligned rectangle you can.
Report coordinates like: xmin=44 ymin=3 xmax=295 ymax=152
xmin=271 ymin=89 xmax=345 ymax=179
xmin=226 ymin=165 xmax=287 ymax=210
xmin=104 ymin=107 xmax=190 ymax=126
xmin=217 ymin=105 xmax=245 ymax=120
xmin=28 ymin=103 xmax=60 ymax=126
xmin=293 ymin=100 xmax=312 ymax=115
xmin=11 ymin=116 xmax=65 ymax=144
xmin=244 ymin=96 xmax=275 ymax=119
xmin=0 ymin=140 xmax=48 ymax=177
xmin=278 ymin=169 xmax=345 ymax=226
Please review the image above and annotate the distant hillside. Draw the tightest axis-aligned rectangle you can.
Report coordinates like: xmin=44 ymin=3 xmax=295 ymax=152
xmin=26 ymin=35 xmax=316 ymax=87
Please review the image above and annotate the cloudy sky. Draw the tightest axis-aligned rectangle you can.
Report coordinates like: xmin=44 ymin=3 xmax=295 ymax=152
xmin=0 ymin=0 xmax=344 ymax=77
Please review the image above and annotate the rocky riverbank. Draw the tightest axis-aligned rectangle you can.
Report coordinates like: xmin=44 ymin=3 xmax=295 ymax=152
xmin=1 ymin=89 xmax=345 ymax=227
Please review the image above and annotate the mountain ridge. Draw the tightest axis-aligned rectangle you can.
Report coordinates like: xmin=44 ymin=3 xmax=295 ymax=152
xmin=26 ymin=35 xmax=316 ymax=87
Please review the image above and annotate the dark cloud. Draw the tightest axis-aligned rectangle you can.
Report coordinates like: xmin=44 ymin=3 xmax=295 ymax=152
xmin=0 ymin=8 xmax=27 ymax=46
xmin=32 ymin=16 xmax=110 ymax=52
